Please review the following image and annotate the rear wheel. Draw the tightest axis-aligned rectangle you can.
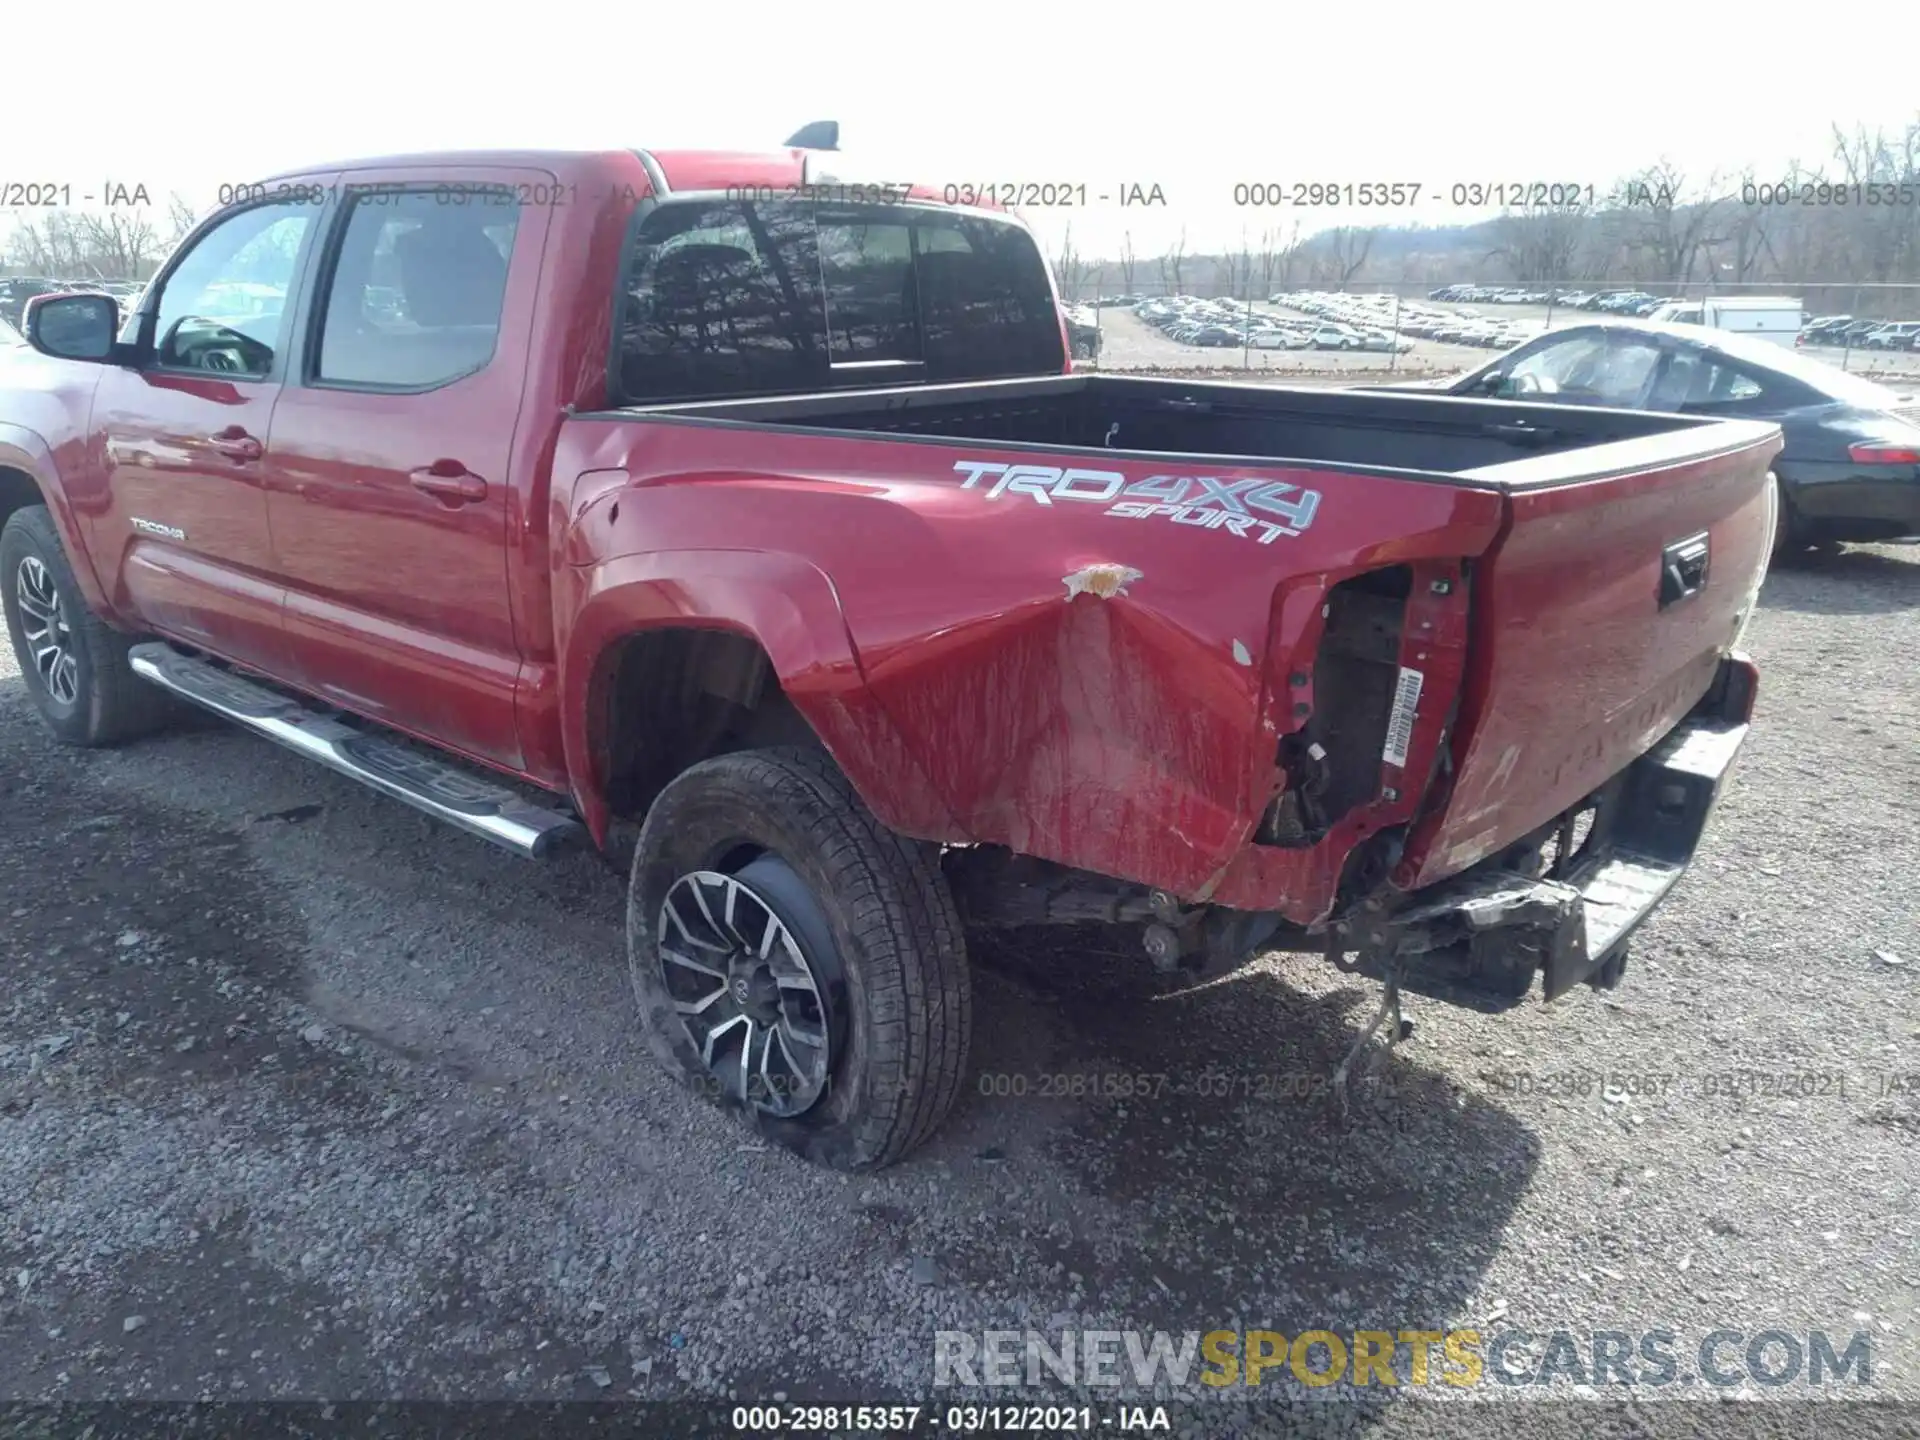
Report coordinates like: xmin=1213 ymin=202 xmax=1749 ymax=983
xmin=626 ymin=747 xmax=972 ymax=1170
xmin=0 ymin=505 xmax=177 ymax=747
xmin=1770 ymin=474 xmax=1838 ymax=562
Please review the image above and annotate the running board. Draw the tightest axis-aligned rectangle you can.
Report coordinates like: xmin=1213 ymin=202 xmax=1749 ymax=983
xmin=127 ymin=643 xmax=584 ymax=859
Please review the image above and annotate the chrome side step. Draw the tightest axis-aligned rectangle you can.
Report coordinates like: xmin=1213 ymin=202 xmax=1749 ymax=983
xmin=128 ymin=642 xmax=584 ymax=859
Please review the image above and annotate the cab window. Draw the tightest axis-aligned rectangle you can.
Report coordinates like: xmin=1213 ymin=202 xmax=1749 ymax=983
xmin=313 ymin=188 xmax=520 ymax=389
xmin=151 ymin=201 xmax=313 ymax=377
xmin=613 ymin=199 xmax=1064 ymax=403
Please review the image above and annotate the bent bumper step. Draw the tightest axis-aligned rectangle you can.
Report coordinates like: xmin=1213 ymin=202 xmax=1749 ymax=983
xmin=1358 ymin=655 xmax=1757 ymax=1008
xmin=128 ymin=643 xmax=584 ymax=859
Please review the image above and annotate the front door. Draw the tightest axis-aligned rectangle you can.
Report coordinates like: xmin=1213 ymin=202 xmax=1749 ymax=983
xmin=88 ymin=196 xmax=326 ymax=674
xmin=265 ymin=171 xmax=550 ymax=772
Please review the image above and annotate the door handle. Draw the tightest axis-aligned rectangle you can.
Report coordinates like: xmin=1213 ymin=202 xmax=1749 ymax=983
xmin=408 ymin=462 xmax=489 ymax=504
xmin=209 ymin=426 xmax=263 ymax=462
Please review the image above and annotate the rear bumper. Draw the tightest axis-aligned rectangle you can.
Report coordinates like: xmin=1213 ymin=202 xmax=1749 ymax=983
xmin=1787 ymin=471 xmax=1920 ymax=539
xmin=1356 ymin=652 xmax=1757 ymax=1006
xmin=1541 ymin=679 xmax=1750 ymax=999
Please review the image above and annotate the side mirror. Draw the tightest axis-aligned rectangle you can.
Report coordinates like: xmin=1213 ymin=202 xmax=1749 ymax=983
xmin=1475 ymin=370 xmax=1511 ymax=397
xmin=25 ymin=292 xmax=120 ymax=361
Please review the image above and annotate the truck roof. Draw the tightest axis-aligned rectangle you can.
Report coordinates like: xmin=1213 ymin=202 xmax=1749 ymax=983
xmin=258 ymin=147 xmax=1004 ymax=208
xmin=1696 ymin=296 xmax=1803 ymax=309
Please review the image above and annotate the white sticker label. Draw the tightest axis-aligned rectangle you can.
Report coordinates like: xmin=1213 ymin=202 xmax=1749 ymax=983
xmin=1382 ymin=666 xmax=1425 ymax=768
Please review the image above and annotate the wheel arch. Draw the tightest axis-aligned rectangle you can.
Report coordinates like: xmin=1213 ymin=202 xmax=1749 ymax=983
xmin=558 ymin=550 xmax=966 ymax=848
xmin=0 ymin=427 xmax=111 ymax=615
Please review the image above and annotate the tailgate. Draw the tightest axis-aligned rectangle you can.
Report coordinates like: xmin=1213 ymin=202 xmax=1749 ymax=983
xmin=1396 ymin=417 xmax=1783 ymax=889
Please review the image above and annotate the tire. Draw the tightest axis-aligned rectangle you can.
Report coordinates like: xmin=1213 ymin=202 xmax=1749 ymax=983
xmin=1 ymin=504 xmax=176 ymax=746
xmin=1769 ymin=474 xmax=1836 ymax=562
xmin=1770 ymin=473 xmax=1799 ymax=560
xmin=626 ymin=746 xmax=972 ymax=1171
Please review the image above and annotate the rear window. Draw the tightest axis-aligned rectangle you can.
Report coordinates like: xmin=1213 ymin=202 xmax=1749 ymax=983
xmin=613 ymin=199 xmax=1063 ymax=403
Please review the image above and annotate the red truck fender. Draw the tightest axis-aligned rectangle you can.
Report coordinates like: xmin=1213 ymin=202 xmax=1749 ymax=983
xmin=554 ymin=547 xmax=967 ymax=847
xmin=0 ymin=422 xmax=113 ymax=616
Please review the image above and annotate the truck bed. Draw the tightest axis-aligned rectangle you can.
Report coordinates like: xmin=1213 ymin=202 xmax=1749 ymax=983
xmin=610 ymin=372 xmax=1731 ymax=481
xmin=562 ymin=374 xmax=1781 ymax=925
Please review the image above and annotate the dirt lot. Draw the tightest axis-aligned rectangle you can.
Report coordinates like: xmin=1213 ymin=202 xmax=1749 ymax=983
xmin=1 ymin=542 xmax=1917 ymax=1434
xmin=1084 ymin=303 xmax=1920 ymax=385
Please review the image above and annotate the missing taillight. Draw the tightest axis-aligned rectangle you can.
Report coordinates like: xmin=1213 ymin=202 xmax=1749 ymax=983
xmin=1257 ymin=565 xmax=1411 ymax=848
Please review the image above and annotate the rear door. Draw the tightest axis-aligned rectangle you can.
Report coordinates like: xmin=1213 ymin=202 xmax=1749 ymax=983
xmin=265 ymin=169 xmax=554 ymax=772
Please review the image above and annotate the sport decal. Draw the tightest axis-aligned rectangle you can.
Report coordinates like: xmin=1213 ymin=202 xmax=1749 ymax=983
xmin=950 ymin=461 xmax=1321 ymax=545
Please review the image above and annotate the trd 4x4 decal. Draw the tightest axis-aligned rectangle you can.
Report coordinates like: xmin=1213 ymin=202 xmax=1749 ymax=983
xmin=950 ymin=461 xmax=1321 ymax=545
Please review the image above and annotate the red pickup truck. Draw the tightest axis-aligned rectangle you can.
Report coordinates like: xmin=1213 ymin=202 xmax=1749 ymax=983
xmin=1 ymin=144 xmax=1781 ymax=1170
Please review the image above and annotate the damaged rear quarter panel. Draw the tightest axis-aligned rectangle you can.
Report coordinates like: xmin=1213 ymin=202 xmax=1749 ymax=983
xmin=561 ymin=418 xmax=1503 ymax=902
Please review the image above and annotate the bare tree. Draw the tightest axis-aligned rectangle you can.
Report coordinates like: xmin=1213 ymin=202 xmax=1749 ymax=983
xmin=1826 ymin=122 xmax=1920 ymax=284
xmin=1052 ymin=221 xmax=1090 ymax=302
xmin=1156 ymin=227 xmax=1187 ymax=296
xmin=1215 ymin=230 xmax=1254 ymax=299
xmin=73 ymin=211 xmax=162 ymax=279
xmin=164 ymin=191 xmax=203 ymax=249
xmin=1072 ymin=119 xmax=1920 ymax=318
xmin=1614 ymin=160 xmax=1725 ymax=284
xmin=1256 ymin=225 xmax=1299 ymax=298
xmin=1318 ymin=227 xmax=1374 ymax=289
xmin=1271 ymin=219 xmax=1305 ymax=291
xmin=1488 ymin=193 xmax=1593 ymax=283
xmin=4 ymin=212 xmax=89 ymax=275
xmin=1711 ymin=167 xmax=1775 ymax=284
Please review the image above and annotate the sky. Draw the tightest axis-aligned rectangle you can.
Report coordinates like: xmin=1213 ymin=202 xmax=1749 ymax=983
xmin=9 ymin=0 xmax=1918 ymax=261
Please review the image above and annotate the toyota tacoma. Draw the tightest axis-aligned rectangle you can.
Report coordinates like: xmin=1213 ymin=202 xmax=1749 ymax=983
xmin=0 ymin=141 xmax=1780 ymax=1169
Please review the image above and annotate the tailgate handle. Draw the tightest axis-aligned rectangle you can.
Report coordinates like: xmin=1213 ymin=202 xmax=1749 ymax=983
xmin=1660 ymin=532 xmax=1711 ymax=607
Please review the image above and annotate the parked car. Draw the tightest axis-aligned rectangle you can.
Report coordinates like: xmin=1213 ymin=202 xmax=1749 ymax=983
xmin=0 ymin=314 xmax=24 ymax=347
xmin=1799 ymin=316 xmax=1854 ymax=345
xmin=0 ymin=278 xmax=69 ymax=330
xmin=1355 ymin=330 xmax=1412 ymax=353
xmin=1862 ymin=322 xmax=1920 ymax=350
xmin=1381 ymin=318 xmax=1920 ymax=554
xmin=1060 ymin=305 xmax=1102 ymax=361
xmin=1310 ymin=324 xmax=1364 ymax=349
xmin=1 ymin=143 xmax=1778 ymax=1171
xmin=1249 ymin=327 xmax=1312 ymax=350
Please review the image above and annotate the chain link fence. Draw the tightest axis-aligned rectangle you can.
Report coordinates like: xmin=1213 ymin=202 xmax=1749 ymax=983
xmin=1059 ymin=279 xmax=1920 ymax=381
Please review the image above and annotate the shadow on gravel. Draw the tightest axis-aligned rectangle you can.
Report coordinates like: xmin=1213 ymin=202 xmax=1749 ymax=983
xmin=0 ymin=688 xmax=401 ymax=1135
xmin=1761 ymin=544 xmax=1920 ymax=615
xmin=953 ymin=930 xmax=1537 ymax=1358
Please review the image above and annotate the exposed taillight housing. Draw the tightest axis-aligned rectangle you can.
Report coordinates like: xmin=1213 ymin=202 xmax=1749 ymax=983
xmin=1848 ymin=442 xmax=1920 ymax=464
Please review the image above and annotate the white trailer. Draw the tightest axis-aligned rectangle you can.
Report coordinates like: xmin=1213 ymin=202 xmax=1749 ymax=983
xmin=1646 ymin=297 xmax=1806 ymax=348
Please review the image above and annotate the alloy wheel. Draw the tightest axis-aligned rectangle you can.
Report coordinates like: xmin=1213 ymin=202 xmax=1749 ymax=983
xmin=15 ymin=555 xmax=77 ymax=705
xmin=656 ymin=864 xmax=834 ymax=1117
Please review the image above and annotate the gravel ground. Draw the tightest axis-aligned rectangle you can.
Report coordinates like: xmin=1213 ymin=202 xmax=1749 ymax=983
xmin=1 ymin=542 xmax=1916 ymax=1437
